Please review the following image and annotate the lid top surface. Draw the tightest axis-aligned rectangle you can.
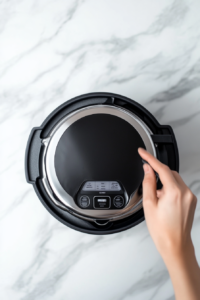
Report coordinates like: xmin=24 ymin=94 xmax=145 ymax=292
xmin=54 ymin=113 xmax=145 ymax=198
xmin=44 ymin=104 xmax=156 ymax=220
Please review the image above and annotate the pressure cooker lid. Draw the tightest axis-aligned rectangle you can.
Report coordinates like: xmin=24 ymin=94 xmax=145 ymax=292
xmin=55 ymin=113 xmax=145 ymax=197
xmin=43 ymin=104 xmax=156 ymax=221
xmin=25 ymin=92 xmax=179 ymax=234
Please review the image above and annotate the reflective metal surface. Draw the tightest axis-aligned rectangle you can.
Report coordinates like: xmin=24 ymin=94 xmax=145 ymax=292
xmin=41 ymin=104 xmax=156 ymax=221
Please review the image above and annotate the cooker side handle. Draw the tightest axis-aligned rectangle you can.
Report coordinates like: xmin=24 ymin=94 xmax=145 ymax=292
xmin=25 ymin=128 xmax=42 ymax=184
xmin=151 ymin=128 xmax=179 ymax=174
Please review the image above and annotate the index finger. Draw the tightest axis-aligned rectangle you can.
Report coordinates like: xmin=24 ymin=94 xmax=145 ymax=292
xmin=138 ymin=147 xmax=175 ymax=186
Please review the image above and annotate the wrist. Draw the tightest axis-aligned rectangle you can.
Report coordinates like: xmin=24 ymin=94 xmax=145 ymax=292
xmin=161 ymin=238 xmax=195 ymax=270
xmin=161 ymin=239 xmax=200 ymax=300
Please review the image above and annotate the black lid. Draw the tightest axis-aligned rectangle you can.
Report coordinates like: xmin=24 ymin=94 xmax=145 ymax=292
xmin=55 ymin=113 xmax=145 ymax=199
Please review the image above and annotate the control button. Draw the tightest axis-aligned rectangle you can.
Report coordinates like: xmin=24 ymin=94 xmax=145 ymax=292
xmin=93 ymin=196 xmax=111 ymax=209
xmin=113 ymin=195 xmax=124 ymax=208
xmin=78 ymin=195 xmax=90 ymax=208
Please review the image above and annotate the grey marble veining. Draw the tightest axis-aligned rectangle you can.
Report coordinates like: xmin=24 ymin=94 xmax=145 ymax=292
xmin=0 ymin=0 xmax=200 ymax=299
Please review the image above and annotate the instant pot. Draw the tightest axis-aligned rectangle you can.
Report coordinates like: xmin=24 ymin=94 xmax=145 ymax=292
xmin=25 ymin=92 xmax=179 ymax=234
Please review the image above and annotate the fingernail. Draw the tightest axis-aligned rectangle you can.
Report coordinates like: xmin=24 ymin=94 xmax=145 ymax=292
xmin=138 ymin=147 xmax=146 ymax=152
xmin=143 ymin=164 xmax=150 ymax=174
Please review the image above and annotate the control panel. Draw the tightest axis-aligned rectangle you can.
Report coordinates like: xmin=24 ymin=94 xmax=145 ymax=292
xmin=76 ymin=181 xmax=127 ymax=210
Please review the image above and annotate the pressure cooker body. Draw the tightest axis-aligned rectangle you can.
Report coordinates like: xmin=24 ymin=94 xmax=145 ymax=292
xmin=25 ymin=92 xmax=179 ymax=234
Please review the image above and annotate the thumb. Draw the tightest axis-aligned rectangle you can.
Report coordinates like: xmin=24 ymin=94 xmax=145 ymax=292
xmin=142 ymin=164 xmax=157 ymax=207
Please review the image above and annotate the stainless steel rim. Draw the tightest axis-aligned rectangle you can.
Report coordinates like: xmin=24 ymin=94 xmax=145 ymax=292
xmin=41 ymin=104 xmax=156 ymax=221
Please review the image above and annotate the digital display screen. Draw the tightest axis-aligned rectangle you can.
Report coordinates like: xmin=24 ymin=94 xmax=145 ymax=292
xmin=94 ymin=196 xmax=110 ymax=208
xmin=82 ymin=181 xmax=121 ymax=191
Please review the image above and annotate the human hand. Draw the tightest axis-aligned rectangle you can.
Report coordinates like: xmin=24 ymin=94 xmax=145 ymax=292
xmin=138 ymin=147 xmax=197 ymax=262
xmin=138 ymin=148 xmax=200 ymax=300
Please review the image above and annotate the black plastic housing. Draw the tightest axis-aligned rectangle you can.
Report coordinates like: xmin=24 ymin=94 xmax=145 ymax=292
xmin=25 ymin=92 xmax=179 ymax=234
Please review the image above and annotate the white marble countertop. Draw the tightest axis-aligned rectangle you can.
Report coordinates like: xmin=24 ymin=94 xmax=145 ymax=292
xmin=0 ymin=0 xmax=200 ymax=299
